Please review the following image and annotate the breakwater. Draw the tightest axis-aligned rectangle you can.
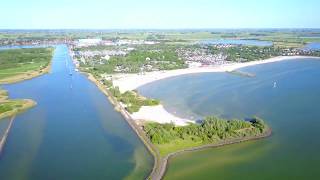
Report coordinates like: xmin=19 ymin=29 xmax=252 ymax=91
xmin=0 ymin=116 xmax=15 ymax=155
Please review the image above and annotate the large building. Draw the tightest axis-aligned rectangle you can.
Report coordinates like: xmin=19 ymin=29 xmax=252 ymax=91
xmin=77 ymin=38 xmax=102 ymax=46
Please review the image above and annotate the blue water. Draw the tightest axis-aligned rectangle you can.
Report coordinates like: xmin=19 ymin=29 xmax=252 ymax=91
xmin=303 ymin=42 xmax=320 ymax=50
xmin=200 ymin=39 xmax=273 ymax=46
xmin=0 ymin=45 xmax=152 ymax=180
xmin=138 ymin=58 xmax=320 ymax=179
xmin=0 ymin=45 xmax=51 ymax=50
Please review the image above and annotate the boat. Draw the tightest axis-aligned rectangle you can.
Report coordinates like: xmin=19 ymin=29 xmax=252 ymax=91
xmin=69 ymin=67 xmax=73 ymax=76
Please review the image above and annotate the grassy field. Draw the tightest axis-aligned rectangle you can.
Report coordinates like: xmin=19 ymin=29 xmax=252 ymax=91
xmin=0 ymin=47 xmax=54 ymax=84
xmin=0 ymin=89 xmax=36 ymax=120
xmin=156 ymin=139 xmax=204 ymax=157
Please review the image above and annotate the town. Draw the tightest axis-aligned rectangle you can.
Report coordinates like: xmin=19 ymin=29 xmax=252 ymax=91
xmin=68 ymin=38 xmax=320 ymax=74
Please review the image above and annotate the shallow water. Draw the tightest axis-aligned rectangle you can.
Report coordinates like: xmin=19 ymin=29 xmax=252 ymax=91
xmin=0 ymin=45 xmax=153 ymax=180
xmin=139 ymin=58 xmax=320 ymax=180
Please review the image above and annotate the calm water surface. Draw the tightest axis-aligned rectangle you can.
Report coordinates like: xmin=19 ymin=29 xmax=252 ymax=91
xmin=0 ymin=45 xmax=153 ymax=180
xmin=139 ymin=58 xmax=320 ymax=180
xmin=303 ymin=42 xmax=320 ymax=50
xmin=0 ymin=45 xmax=51 ymax=50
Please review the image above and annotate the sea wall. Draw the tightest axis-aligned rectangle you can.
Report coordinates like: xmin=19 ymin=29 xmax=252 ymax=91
xmin=0 ymin=117 xmax=15 ymax=155
xmin=86 ymin=74 xmax=163 ymax=180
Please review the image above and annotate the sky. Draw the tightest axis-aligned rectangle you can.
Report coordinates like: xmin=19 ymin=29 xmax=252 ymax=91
xmin=0 ymin=0 xmax=319 ymax=29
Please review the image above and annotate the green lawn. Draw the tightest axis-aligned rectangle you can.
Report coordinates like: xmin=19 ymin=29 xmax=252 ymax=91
xmin=156 ymin=138 xmax=205 ymax=157
xmin=0 ymin=47 xmax=53 ymax=81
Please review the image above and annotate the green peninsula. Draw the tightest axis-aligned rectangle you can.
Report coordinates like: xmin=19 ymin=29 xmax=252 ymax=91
xmin=0 ymin=89 xmax=36 ymax=120
xmin=0 ymin=47 xmax=54 ymax=84
xmin=143 ymin=116 xmax=270 ymax=156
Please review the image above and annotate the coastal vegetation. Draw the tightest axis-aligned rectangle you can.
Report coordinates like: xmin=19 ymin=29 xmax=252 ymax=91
xmin=108 ymin=86 xmax=160 ymax=113
xmin=1 ymin=30 xmax=319 ymax=180
xmin=0 ymin=89 xmax=36 ymax=120
xmin=0 ymin=47 xmax=54 ymax=84
xmin=143 ymin=116 xmax=269 ymax=156
xmin=75 ymin=42 xmax=320 ymax=76
xmin=90 ymin=77 xmax=161 ymax=113
xmin=81 ymin=45 xmax=187 ymax=74
xmin=68 ymin=30 xmax=318 ymax=179
xmin=210 ymin=46 xmax=282 ymax=62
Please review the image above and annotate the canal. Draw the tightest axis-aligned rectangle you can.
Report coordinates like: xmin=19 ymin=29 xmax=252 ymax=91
xmin=0 ymin=45 xmax=153 ymax=180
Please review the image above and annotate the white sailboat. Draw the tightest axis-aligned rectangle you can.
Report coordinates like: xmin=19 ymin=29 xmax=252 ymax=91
xmin=69 ymin=66 xmax=73 ymax=76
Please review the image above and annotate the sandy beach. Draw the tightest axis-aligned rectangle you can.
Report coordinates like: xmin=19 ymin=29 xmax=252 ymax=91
xmin=110 ymin=56 xmax=319 ymax=125
xmin=131 ymin=105 xmax=193 ymax=126
xmin=113 ymin=56 xmax=316 ymax=93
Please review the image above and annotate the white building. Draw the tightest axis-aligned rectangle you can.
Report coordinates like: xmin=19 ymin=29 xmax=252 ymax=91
xmin=78 ymin=39 xmax=102 ymax=47
xmin=186 ymin=61 xmax=202 ymax=68
xmin=103 ymin=55 xmax=110 ymax=60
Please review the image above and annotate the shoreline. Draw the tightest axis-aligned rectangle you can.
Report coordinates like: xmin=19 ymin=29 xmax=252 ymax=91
xmin=86 ymin=73 xmax=161 ymax=180
xmin=113 ymin=55 xmax=320 ymax=126
xmin=78 ymin=54 xmax=313 ymax=180
xmin=131 ymin=105 xmax=193 ymax=126
xmin=0 ymin=60 xmax=52 ymax=85
xmin=85 ymin=68 xmax=272 ymax=180
xmin=113 ymin=56 xmax=319 ymax=93
xmin=0 ymin=99 xmax=37 ymax=120
xmin=0 ymin=48 xmax=54 ymax=85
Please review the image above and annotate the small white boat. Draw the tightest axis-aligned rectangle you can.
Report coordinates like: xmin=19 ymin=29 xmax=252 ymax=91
xmin=69 ymin=67 xmax=73 ymax=76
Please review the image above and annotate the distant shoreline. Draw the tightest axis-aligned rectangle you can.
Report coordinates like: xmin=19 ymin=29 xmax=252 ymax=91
xmin=113 ymin=56 xmax=320 ymax=93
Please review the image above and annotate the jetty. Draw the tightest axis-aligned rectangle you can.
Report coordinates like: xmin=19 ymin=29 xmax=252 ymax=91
xmin=0 ymin=116 xmax=15 ymax=155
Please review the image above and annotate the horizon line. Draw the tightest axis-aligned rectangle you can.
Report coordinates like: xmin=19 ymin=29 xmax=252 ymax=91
xmin=1 ymin=27 xmax=320 ymax=31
